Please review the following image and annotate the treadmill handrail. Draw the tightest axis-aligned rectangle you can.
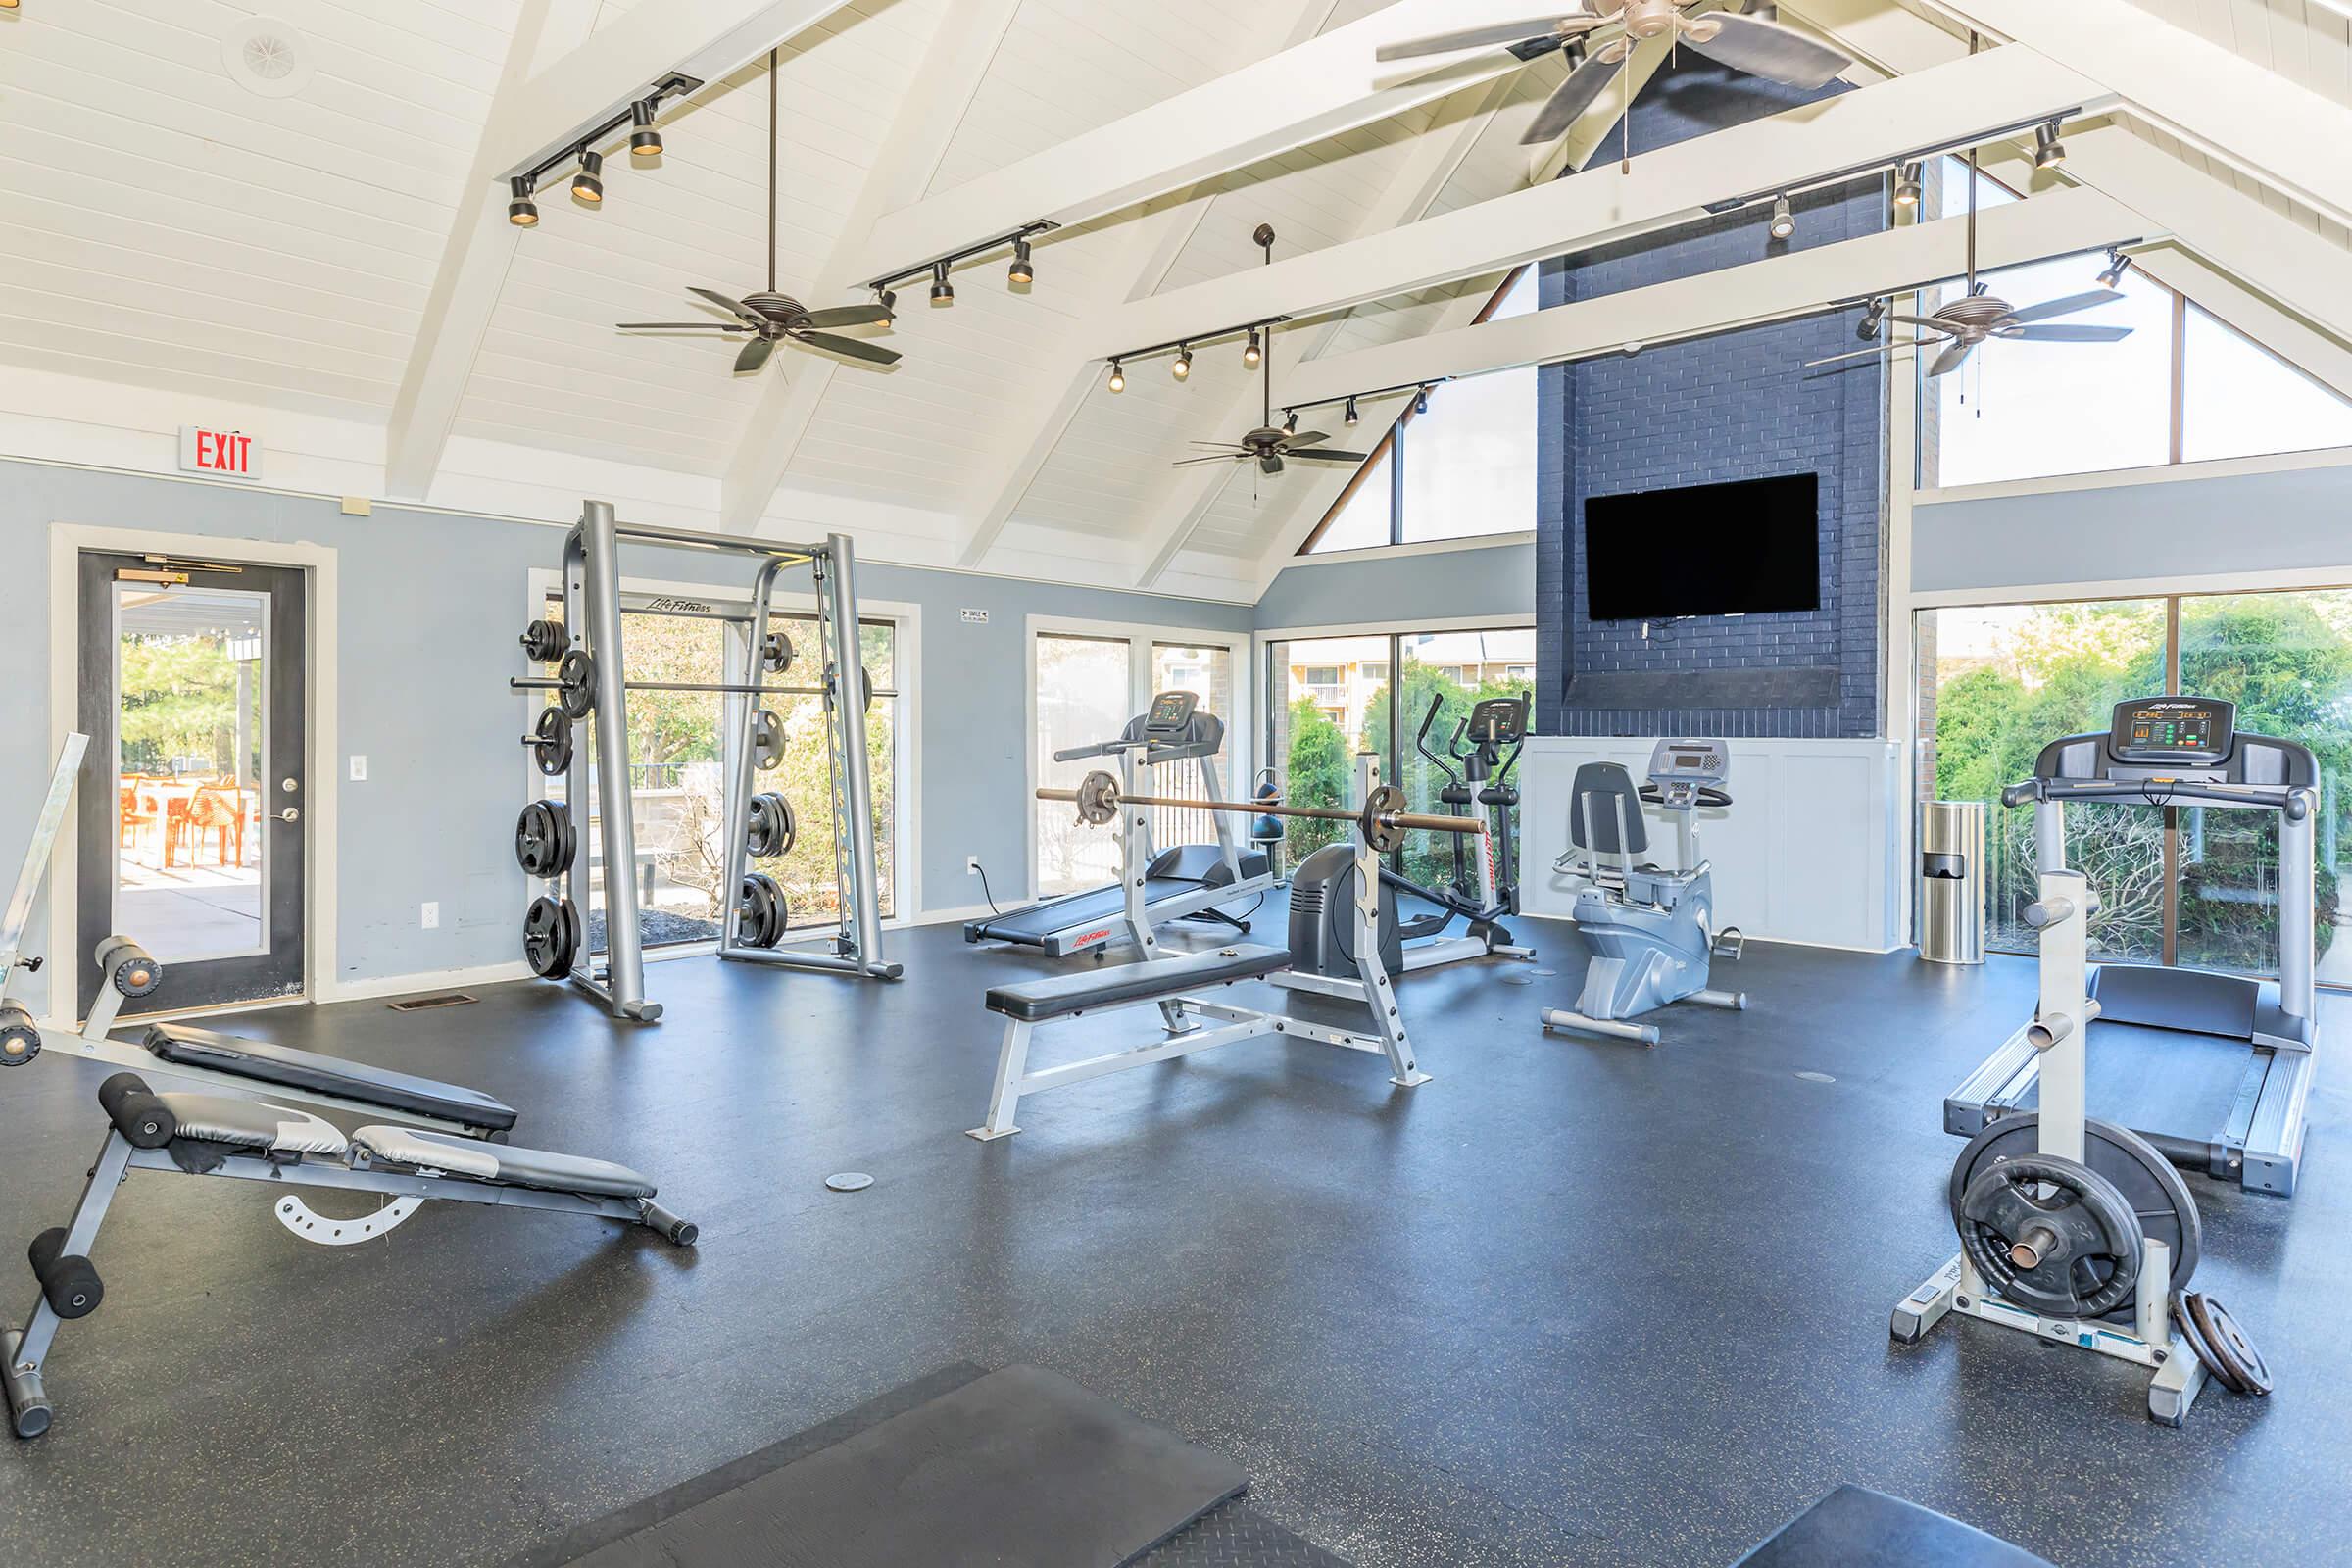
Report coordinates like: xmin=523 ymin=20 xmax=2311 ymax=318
xmin=2005 ymin=776 xmax=2310 ymax=819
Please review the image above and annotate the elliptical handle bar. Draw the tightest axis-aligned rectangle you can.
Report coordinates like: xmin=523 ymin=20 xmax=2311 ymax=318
xmin=2001 ymin=780 xmax=2041 ymax=808
xmin=1413 ymin=695 xmax=1465 ymax=786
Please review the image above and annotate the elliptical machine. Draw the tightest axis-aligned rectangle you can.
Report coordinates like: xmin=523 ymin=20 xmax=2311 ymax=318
xmin=1279 ymin=695 xmax=1533 ymax=997
xmin=1540 ymin=739 xmax=1745 ymax=1046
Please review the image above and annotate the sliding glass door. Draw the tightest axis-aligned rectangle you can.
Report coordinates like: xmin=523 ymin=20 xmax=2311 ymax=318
xmin=1916 ymin=589 xmax=2352 ymax=982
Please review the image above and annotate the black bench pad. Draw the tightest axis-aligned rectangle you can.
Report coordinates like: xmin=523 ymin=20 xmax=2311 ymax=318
xmin=1733 ymin=1486 xmax=2055 ymax=1568
xmin=986 ymin=944 xmax=1291 ymax=1023
xmin=144 ymin=1023 xmax=519 ymax=1133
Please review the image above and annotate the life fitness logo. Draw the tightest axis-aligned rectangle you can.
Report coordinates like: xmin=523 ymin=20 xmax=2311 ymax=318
xmin=178 ymin=425 xmax=262 ymax=481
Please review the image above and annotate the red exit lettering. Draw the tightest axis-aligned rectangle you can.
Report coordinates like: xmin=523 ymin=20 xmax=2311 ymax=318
xmin=193 ymin=430 xmax=253 ymax=474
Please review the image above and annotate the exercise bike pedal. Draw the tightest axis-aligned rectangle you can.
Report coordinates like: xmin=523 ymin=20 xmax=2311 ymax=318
xmin=1712 ymin=927 xmax=1745 ymax=961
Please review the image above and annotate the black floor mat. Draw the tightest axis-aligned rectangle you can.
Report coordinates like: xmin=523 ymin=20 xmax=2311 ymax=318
xmin=1139 ymin=1500 xmax=1355 ymax=1567
xmin=507 ymin=1363 xmax=1248 ymax=1568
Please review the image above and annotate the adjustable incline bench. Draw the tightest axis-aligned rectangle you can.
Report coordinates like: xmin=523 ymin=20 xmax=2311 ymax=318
xmin=1 ymin=736 xmax=695 ymax=1440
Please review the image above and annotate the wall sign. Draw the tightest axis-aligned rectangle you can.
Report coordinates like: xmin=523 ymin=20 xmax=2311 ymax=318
xmin=960 ymin=608 xmax=990 ymax=624
xmin=179 ymin=426 xmax=262 ymax=481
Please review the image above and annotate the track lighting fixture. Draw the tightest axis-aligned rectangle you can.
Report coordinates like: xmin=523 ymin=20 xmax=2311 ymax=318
xmin=508 ymin=175 xmax=539 ymax=227
xmin=871 ymin=287 xmax=897 ymax=325
xmin=1107 ymin=360 xmax=1126 ymax=394
xmin=1282 ymin=409 xmax=1298 ymax=435
xmin=2035 ymin=120 xmax=2067 ymax=170
xmin=1344 ymin=396 xmax=1359 ymax=427
xmin=929 ymin=262 xmax=954 ymax=307
xmin=1769 ymin=193 xmax=1794 ymax=241
xmin=1008 ymin=237 xmax=1034 ymax=288
xmin=2096 ymin=248 xmax=2133 ymax=290
xmin=0 ymin=2 xmax=20 ymax=12
xmin=571 ymin=148 xmax=604 ymax=204
xmin=630 ymin=99 xmax=663 ymax=158
xmin=864 ymin=220 xmax=1057 ymax=315
xmin=1893 ymin=162 xmax=1923 ymax=210
xmin=1413 ymin=386 xmax=1430 ymax=416
xmin=1172 ymin=345 xmax=1192 ymax=382
xmin=1857 ymin=298 xmax=1886 ymax=341
xmin=1244 ymin=328 xmax=1262 ymax=368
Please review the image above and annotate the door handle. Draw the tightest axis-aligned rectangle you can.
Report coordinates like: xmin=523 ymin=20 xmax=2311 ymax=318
xmin=275 ymin=807 xmax=301 ymax=823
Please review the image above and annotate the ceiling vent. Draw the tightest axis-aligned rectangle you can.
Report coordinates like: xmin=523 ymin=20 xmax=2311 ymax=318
xmin=223 ymin=17 xmax=315 ymax=99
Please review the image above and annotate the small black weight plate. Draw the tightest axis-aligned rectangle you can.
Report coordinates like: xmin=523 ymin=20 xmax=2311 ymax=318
xmin=531 ymin=707 xmax=574 ymax=776
xmin=753 ymin=709 xmax=784 ymax=771
xmin=737 ymin=872 xmax=787 ymax=948
xmin=2187 ymin=1292 xmax=2273 ymax=1396
xmin=1359 ymin=783 xmax=1407 ymax=855
xmin=1955 ymin=1152 xmax=2143 ymax=1319
xmin=523 ymin=895 xmax=576 ymax=979
xmin=1951 ymin=1113 xmax=2201 ymax=1295
xmin=761 ymin=630 xmax=794 ymax=675
xmin=520 ymin=618 xmax=569 ymax=662
xmin=748 ymin=792 xmax=797 ymax=858
xmin=556 ymin=648 xmax=597 ymax=720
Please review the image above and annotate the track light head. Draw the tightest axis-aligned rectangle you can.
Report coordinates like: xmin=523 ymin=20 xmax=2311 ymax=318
xmin=1107 ymin=360 xmax=1126 ymax=394
xmin=571 ymin=148 xmax=604 ymax=205
xmin=630 ymin=99 xmax=663 ymax=158
xmin=1172 ymin=345 xmax=1192 ymax=381
xmin=871 ymin=287 xmax=897 ymax=325
xmin=1769 ymin=193 xmax=1794 ymax=241
xmin=1282 ymin=408 xmax=1298 ymax=435
xmin=1413 ymin=386 xmax=1430 ymax=416
xmin=508 ymin=175 xmax=539 ymax=227
xmin=930 ymin=262 xmax=954 ymax=307
xmin=1008 ymin=236 xmax=1034 ymax=288
xmin=2096 ymin=248 xmax=2132 ymax=290
xmin=0 ymin=2 xmax=20 ymax=12
xmin=1244 ymin=328 xmax=1262 ymax=368
xmin=2035 ymin=120 xmax=2067 ymax=170
xmin=1893 ymin=162 xmax=1923 ymax=210
xmin=1344 ymin=396 xmax=1359 ymax=427
xmin=1857 ymin=298 xmax=1886 ymax=341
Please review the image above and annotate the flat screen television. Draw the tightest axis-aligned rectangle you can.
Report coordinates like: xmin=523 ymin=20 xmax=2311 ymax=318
xmin=1583 ymin=472 xmax=1821 ymax=621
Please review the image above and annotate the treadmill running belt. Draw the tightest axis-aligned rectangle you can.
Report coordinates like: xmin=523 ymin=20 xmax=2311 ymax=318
xmin=506 ymin=1364 xmax=1247 ymax=1568
xmin=969 ymin=878 xmax=1204 ymax=943
xmin=2019 ymin=1018 xmax=2258 ymax=1145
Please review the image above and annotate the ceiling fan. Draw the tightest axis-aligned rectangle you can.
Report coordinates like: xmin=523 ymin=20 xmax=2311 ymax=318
xmin=1807 ymin=151 xmax=2132 ymax=378
xmin=1172 ymin=225 xmax=1369 ymax=477
xmin=616 ymin=49 xmax=898 ymax=375
xmin=1377 ymin=2 xmax=1854 ymax=147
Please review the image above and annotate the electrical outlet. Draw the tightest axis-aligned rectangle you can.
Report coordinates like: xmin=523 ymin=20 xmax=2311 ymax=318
xmin=349 ymin=755 xmax=368 ymax=781
xmin=421 ymin=902 xmax=440 ymax=930
xmin=966 ymin=856 xmax=981 ymax=875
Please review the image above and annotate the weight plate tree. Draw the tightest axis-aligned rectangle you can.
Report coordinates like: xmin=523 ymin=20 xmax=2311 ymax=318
xmin=1947 ymin=1112 xmax=2202 ymax=1296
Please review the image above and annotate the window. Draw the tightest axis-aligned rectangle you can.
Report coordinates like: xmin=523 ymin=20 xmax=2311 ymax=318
xmin=1916 ymin=157 xmax=2352 ymax=488
xmin=1033 ymin=634 xmax=1133 ymax=897
xmin=1302 ymin=269 xmax=1538 ymax=554
xmin=764 ymin=613 xmax=901 ymax=929
xmin=1916 ymin=591 xmax=2352 ymax=983
xmin=1360 ymin=662 xmax=1390 ymax=682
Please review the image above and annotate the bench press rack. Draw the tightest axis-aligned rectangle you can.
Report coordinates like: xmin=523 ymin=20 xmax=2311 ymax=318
xmin=966 ymin=770 xmax=1482 ymax=1139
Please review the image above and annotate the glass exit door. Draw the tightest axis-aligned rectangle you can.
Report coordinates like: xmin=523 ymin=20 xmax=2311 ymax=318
xmin=76 ymin=551 xmax=308 ymax=1017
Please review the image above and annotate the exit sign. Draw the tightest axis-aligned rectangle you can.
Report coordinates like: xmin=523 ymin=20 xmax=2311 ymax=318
xmin=179 ymin=426 xmax=262 ymax=481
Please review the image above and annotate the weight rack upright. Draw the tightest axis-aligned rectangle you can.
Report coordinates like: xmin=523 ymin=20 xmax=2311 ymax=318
xmin=514 ymin=500 xmax=902 ymax=1023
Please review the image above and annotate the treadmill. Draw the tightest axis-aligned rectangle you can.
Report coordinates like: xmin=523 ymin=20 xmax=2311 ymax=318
xmin=1945 ymin=696 xmax=2324 ymax=1196
xmin=965 ymin=691 xmax=1273 ymax=958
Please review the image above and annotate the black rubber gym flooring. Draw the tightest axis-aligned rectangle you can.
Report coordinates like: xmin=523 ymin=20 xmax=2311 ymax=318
xmin=0 ymin=904 xmax=2344 ymax=1568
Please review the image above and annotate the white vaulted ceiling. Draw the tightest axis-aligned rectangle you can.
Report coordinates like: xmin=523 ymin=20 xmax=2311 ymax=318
xmin=4 ymin=0 xmax=2352 ymax=599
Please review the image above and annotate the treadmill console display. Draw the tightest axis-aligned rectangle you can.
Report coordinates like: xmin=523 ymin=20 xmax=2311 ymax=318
xmin=1145 ymin=690 xmax=1200 ymax=733
xmin=2109 ymin=697 xmax=2236 ymax=766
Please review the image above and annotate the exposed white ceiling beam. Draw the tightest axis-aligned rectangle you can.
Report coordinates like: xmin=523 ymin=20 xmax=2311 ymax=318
xmin=1281 ymin=184 xmax=2142 ymax=402
xmin=846 ymin=0 xmax=1565 ymax=288
xmin=384 ymin=0 xmax=856 ymax=502
xmin=1907 ymin=0 xmax=2352 ymax=233
xmin=1081 ymin=45 xmax=2113 ymax=368
xmin=716 ymin=0 xmax=1025 ymax=533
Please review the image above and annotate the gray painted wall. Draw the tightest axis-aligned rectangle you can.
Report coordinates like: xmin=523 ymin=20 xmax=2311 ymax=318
xmin=1252 ymin=537 xmax=1535 ymax=630
xmin=1912 ymin=459 xmax=2352 ymax=595
xmin=0 ymin=459 xmax=1246 ymax=1002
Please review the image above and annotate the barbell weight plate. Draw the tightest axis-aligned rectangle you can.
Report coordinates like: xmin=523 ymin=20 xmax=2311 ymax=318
xmin=864 ymin=663 xmax=878 ymax=711
xmin=556 ymin=648 xmax=597 ymax=721
xmin=563 ymin=897 xmax=582 ymax=974
xmin=514 ymin=801 xmax=555 ymax=876
xmin=557 ymin=809 xmax=578 ymax=878
xmin=747 ymin=792 xmax=797 ymax=858
xmin=1953 ymin=1152 xmax=2143 ymax=1321
xmin=738 ymin=872 xmax=787 ymax=949
xmin=1949 ymin=1113 xmax=2200 ymax=1298
xmin=2168 ymin=1289 xmax=2233 ymax=1393
xmin=2185 ymin=1292 xmax=2272 ymax=1396
xmin=522 ymin=895 xmax=575 ymax=979
xmin=1359 ymin=783 xmax=1409 ymax=856
xmin=519 ymin=618 xmax=569 ymax=663
xmin=753 ymin=709 xmax=784 ymax=772
xmin=761 ymin=630 xmax=794 ymax=676
xmin=1073 ymin=769 xmax=1121 ymax=827
xmin=531 ymin=707 xmax=574 ymax=777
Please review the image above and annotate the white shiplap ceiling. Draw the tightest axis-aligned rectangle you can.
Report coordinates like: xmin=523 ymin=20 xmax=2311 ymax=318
xmin=3 ymin=0 xmax=2351 ymax=598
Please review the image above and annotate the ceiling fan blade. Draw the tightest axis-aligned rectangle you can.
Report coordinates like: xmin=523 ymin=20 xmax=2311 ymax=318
xmin=795 ymin=330 xmax=902 ymax=366
xmin=797 ymin=305 xmax=888 ymax=329
xmin=1286 ymin=449 xmax=1371 ymax=463
xmin=734 ymin=336 xmax=776 ymax=374
xmin=1803 ymin=339 xmax=1926 ymax=368
xmin=1926 ymin=339 xmax=1977 ymax=377
xmin=616 ymin=321 xmax=748 ymax=331
xmin=2000 ymin=289 xmax=2125 ymax=325
xmin=1521 ymin=51 xmax=1627 ymax=145
xmin=1282 ymin=431 xmax=1331 ymax=448
xmin=1999 ymin=324 xmax=2135 ymax=343
xmin=691 ymin=286 xmax=768 ymax=327
xmin=1376 ymin=18 xmax=1591 ymax=62
xmin=1680 ymin=13 xmax=1851 ymax=89
xmin=1173 ymin=454 xmax=1248 ymax=466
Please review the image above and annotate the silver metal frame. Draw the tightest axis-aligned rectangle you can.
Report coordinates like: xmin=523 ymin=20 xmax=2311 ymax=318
xmin=967 ymin=829 xmax=1426 ymax=1141
xmin=532 ymin=501 xmax=902 ymax=1022
xmin=1892 ymin=868 xmax=2211 ymax=1426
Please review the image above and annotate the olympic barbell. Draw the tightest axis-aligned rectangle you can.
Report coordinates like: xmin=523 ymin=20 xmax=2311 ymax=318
xmin=1039 ymin=769 xmax=1484 ymax=857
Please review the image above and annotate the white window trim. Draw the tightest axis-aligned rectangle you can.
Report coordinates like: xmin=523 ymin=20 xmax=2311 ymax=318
xmin=1025 ymin=613 xmax=1251 ymax=906
xmin=524 ymin=566 xmax=924 ymax=930
xmin=1289 ymin=529 xmax=1536 ymax=571
xmin=1916 ymin=438 xmax=2352 ymax=507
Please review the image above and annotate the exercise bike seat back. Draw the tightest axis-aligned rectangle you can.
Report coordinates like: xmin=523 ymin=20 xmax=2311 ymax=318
xmin=1561 ymin=762 xmax=1648 ymax=890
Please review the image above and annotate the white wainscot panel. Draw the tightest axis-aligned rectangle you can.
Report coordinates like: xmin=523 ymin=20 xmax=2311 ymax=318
xmin=1521 ymin=735 xmax=1904 ymax=954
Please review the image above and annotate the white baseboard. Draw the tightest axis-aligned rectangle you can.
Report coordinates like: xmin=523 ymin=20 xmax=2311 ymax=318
xmin=317 ymin=959 xmax=533 ymax=1004
xmin=906 ymin=902 xmax=996 ymax=926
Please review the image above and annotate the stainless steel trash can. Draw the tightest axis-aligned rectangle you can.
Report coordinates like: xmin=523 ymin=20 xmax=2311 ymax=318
xmin=1920 ymin=801 xmax=1985 ymax=965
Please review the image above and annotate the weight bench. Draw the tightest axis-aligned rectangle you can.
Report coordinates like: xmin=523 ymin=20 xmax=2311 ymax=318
xmin=1731 ymin=1486 xmax=2054 ymax=1567
xmin=967 ymin=943 xmax=1429 ymax=1141
xmin=3 ymin=1069 xmax=694 ymax=1440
